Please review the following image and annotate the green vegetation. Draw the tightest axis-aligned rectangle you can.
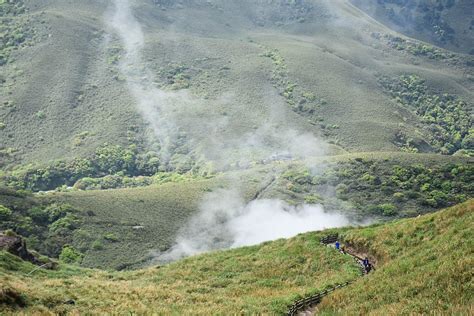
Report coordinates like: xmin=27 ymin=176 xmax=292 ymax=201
xmin=278 ymin=157 xmax=473 ymax=217
xmin=73 ymin=171 xmax=208 ymax=191
xmin=0 ymin=0 xmax=31 ymax=66
xmin=0 ymin=231 xmax=360 ymax=315
xmin=260 ymin=48 xmax=330 ymax=135
xmin=319 ymin=200 xmax=473 ymax=315
xmin=0 ymin=187 xmax=82 ymax=258
xmin=0 ymin=1 xmax=473 ymax=313
xmin=0 ymin=204 xmax=12 ymax=220
xmin=353 ymin=0 xmax=472 ymax=54
xmin=383 ymin=35 xmax=453 ymax=60
xmin=380 ymin=75 xmax=472 ymax=155
xmin=0 ymin=167 xmax=274 ymax=269
xmin=1 ymin=201 xmax=472 ymax=314
xmin=58 ymin=245 xmax=83 ymax=264
xmin=2 ymin=144 xmax=205 ymax=192
xmin=1 ymin=0 xmax=471 ymax=168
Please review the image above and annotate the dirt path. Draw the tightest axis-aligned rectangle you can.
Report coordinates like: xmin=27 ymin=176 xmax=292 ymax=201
xmin=287 ymin=235 xmax=374 ymax=316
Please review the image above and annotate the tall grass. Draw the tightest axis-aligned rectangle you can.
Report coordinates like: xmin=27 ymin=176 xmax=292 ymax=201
xmin=318 ymin=200 xmax=473 ymax=315
xmin=0 ymin=232 xmax=360 ymax=314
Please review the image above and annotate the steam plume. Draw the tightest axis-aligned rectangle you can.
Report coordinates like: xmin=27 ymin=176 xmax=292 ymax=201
xmin=106 ymin=0 xmax=356 ymax=263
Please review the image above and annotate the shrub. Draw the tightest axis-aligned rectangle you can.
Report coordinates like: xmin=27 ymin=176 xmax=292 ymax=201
xmin=304 ymin=194 xmax=322 ymax=204
xmin=0 ymin=205 xmax=12 ymax=220
xmin=49 ymin=214 xmax=79 ymax=233
xmin=59 ymin=245 xmax=83 ymax=264
xmin=27 ymin=207 xmax=49 ymax=224
xmin=429 ymin=190 xmax=449 ymax=207
xmin=91 ymin=240 xmax=104 ymax=250
xmin=35 ymin=111 xmax=46 ymax=119
xmin=44 ymin=204 xmax=72 ymax=222
xmin=379 ymin=204 xmax=397 ymax=216
xmin=14 ymin=216 xmax=34 ymax=236
xmin=393 ymin=192 xmax=405 ymax=201
xmin=103 ymin=233 xmax=119 ymax=242
xmin=380 ymin=75 xmax=471 ymax=154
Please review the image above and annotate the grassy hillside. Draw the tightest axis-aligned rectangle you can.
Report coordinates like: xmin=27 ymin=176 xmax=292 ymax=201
xmin=40 ymin=167 xmax=276 ymax=269
xmin=0 ymin=231 xmax=361 ymax=315
xmin=351 ymin=0 xmax=474 ymax=54
xmin=1 ymin=201 xmax=472 ymax=314
xmin=268 ymin=152 xmax=473 ymax=218
xmin=2 ymin=152 xmax=472 ymax=269
xmin=318 ymin=200 xmax=473 ymax=315
xmin=0 ymin=0 xmax=472 ymax=174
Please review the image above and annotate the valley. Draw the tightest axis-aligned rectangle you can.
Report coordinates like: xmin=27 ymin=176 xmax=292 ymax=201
xmin=0 ymin=0 xmax=473 ymax=314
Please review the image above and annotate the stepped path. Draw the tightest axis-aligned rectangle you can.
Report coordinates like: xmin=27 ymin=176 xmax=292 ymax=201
xmin=287 ymin=234 xmax=374 ymax=316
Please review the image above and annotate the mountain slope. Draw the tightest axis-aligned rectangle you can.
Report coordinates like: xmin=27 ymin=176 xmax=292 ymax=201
xmin=351 ymin=0 xmax=474 ymax=55
xmin=1 ymin=0 xmax=472 ymax=172
xmin=318 ymin=199 xmax=473 ymax=315
xmin=1 ymin=200 xmax=472 ymax=314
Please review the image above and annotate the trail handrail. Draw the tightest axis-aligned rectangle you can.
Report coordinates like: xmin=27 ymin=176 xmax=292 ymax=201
xmin=287 ymin=234 xmax=370 ymax=315
xmin=287 ymin=281 xmax=353 ymax=316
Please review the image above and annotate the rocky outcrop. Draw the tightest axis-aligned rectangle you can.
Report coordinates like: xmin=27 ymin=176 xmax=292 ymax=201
xmin=0 ymin=232 xmax=40 ymax=265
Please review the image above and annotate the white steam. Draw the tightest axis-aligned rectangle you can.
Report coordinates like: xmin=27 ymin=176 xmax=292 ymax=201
xmin=106 ymin=0 xmax=196 ymax=160
xmin=106 ymin=0 xmax=355 ymax=263
xmin=158 ymin=189 xmax=351 ymax=262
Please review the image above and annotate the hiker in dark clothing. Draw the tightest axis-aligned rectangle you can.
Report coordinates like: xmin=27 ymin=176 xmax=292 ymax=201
xmin=363 ymin=257 xmax=369 ymax=267
xmin=366 ymin=262 xmax=372 ymax=273
xmin=363 ymin=257 xmax=372 ymax=273
xmin=335 ymin=241 xmax=340 ymax=250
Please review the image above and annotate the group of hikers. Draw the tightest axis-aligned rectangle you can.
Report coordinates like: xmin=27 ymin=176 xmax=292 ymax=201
xmin=335 ymin=241 xmax=373 ymax=273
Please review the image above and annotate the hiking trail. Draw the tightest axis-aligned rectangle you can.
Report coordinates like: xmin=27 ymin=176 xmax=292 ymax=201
xmin=287 ymin=234 xmax=374 ymax=316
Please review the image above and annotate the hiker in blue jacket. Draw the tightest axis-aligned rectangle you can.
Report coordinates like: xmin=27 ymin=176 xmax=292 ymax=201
xmin=363 ymin=257 xmax=370 ymax=272
xmin=335 ymin=241 xmax=340 ymax=250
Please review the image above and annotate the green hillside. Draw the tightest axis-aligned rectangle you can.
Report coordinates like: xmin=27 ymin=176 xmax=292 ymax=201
xmin=1 ymin=0 xmax=472 ymax=175
xmin=1 ymin=200 xmax=472 ymax=314
xmin=0 ymin=231 xmax=362 ymax=315
xmin=351 ymin=0 xmax=474 ymax=55
xmin=1 ymin=152 xmax=472 ymax=269
xmin=0 ymin=1 xmax=473 ymax=314
xmin=318 ymin=199 xmax=473 ymax=315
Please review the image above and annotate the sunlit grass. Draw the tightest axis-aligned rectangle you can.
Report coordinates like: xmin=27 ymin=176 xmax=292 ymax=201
xmin=318 ymin=200 xmax=473 ymax=315
xmin=0 ymin=232 xmax=360 ymax=315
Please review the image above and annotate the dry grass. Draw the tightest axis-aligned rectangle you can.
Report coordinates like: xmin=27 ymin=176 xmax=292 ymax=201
xmin=318 ymin=200 xmax=474 ymax=315
xmin=0 ymin=232 xmax=360 ymax=315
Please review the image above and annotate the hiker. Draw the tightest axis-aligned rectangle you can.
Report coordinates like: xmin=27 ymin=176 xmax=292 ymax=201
xmin=363 ymin=257 xmax=369 ymax=267
xmin=363 ymin=257 xmax=371 ymax=273
xmin=366 ymin=262 xmax=372 ymax=273
xmin=341 ymin=245 xmax=346 ymax=254
xmin=335 ymin=241 xmax=340 ymax=250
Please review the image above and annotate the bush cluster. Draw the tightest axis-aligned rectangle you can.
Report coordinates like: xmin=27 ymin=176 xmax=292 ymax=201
xmin=283 ymin=159 xmax=473 ymax=217
xmin=0 ymin=0 xmax=32 ymax=66
xmin=59 ymin=245 xmax=83 ymax=264
xmin=384 ymin=35 xmax=452 ymax=60
xmin=3 ymin=144 xmax=199 ymax=191
xmin=380 ymin=75 xmax=472 ymax=155
xmin=0 ymin=191 xmax=81 ymax=258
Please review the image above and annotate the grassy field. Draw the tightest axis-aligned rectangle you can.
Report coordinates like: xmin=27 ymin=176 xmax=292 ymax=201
xmin=0 ymin=0 xmax=472 ymax=171
xmin=351 ymin=0 xmax=474 ymax=54
xmin=0 ymin=231 xmax=361 ymax=315
xmin=1 ymin=201 xmax=472 ymax=315
xmin=318 ymin=200 xmax=474 ymax=315
xmin=44 ymin=167 xmax=275 ymax=269
xmin=1 ymin=151 xmax=472 ymax=271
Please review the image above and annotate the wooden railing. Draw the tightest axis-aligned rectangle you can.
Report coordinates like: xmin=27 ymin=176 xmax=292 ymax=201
xmin=319 ymin=234 xmax=338 ymax=245
xmin=287 ymin=281 xmax=353 ymax=316
xmin=286 ymin=234 xmax=367 ymax=316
